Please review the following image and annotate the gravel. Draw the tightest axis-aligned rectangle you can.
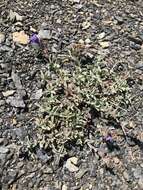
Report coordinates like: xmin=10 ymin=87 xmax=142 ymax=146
xmin=0 ymin=0 xmax=143 ymax=189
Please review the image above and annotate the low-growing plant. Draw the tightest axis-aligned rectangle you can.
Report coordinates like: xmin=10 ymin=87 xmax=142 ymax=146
xmin=37 ymin=53 xmax=131 ymax=153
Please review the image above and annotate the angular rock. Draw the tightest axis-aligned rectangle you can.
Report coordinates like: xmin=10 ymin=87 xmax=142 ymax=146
xmin=9 ymin=10 xmax=23 ymax=22
xmin=6 ymin=96 xmax=25 ymax=108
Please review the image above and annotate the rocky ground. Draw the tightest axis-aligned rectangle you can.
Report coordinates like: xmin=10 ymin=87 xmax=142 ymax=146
xmin=0 ymin=0 xmax=143 ymax=189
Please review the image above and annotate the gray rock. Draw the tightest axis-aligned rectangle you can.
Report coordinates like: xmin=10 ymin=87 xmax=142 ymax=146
xmin=133 ymin=167 xmax=142 ymax=179
xmin=0 ymin=100 xmax=5 ymax=106
xmin=7 ymin=170 xmax=18 ymax=185
xmin=136 ymin=62 xmax=143 ymax=70
xmin=12 ymin=128 xmax=26 ymax=139
xmin=0 ymin=45 xmax=12 ymax=52
xmin=0 ymin=138 xmax=4 ymax=144
xmin=30 ymin=89 xmax=43 ymax=100
xmin=128 ymin=36 xmax=142 ymax=45
xmin=115 ymin=16 xmax=124 ymax=24
xmin=0 ymin=146 xmax=9 ymax=154
xmin=123 ymin=171 xmax=130 ymax=181
xmin=11 ymin=70 xmax=26 ymax=98
xmin=0 ymin=33 xmax=5 ymax=43
xmin=40 ymin=22 xmax=48 ymax=30
xmin=130 ymin=42 xmax=141 ymax=50
xmin=11 ymin=70 xmax=23 ymax=89
xmin=75 ymin=169 xmax=88 ymax=179
xmin=38 ymin=29 xmax=51 ymax=40
xmin=6 ymin=96 xmax=25 ymax=108
xmin=36 ymin=149 xmax=50 ymax=163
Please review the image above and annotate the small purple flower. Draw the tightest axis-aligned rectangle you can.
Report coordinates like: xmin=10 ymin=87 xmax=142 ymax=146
xmin=29 ymin=34 xmax=40 ymax=44
xmin=104 ymin=134 xmax=113 ymax=143
xmin=106 ymin=135 xmax=113 ymax=142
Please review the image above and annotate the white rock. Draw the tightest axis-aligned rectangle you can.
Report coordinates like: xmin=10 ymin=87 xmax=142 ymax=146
xmin=79 ymin=39 xmax=84 ymax=44
xmin=85 ymin=38 xmax=91 ymax=44
xmin=9 ymin=10 xmax=23 ymax=21
xmin=98 ymin=32 xmax=106 ymax=39
xmin=62 ymin=184 xmax=68 ymax=190
xmin=65 ymin=157 xmax=79 ymax=172
xmin=82 ymin=21 xmax=91 ymax=30
xmin=2 ymin=90 xmax=15 ymax=97
xmin=99 ymin=41 xmax=110 ymax=48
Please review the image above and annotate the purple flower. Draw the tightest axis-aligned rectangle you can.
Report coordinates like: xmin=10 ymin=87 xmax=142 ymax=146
xmin=29 ymin=34 xmax=40 ymax=44
xmin=104 ymin=134 xmax=113 ymax=143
